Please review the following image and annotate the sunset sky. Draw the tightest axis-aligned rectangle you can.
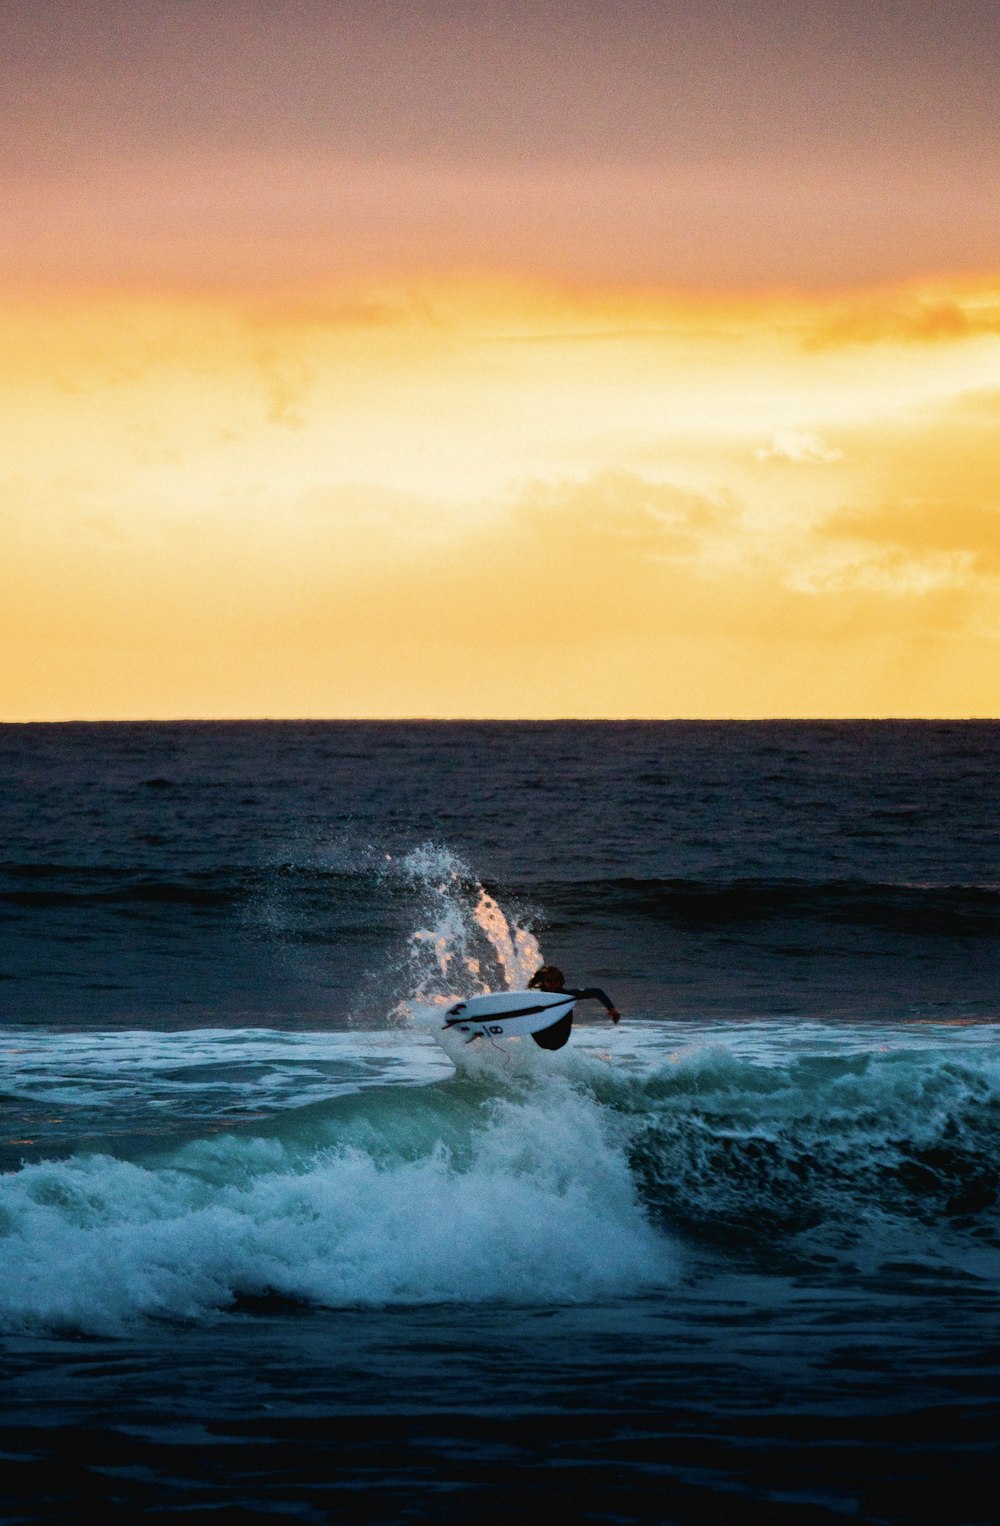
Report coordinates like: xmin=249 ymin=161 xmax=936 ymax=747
xmin=3 ymin=0 xmax=999 ymax=718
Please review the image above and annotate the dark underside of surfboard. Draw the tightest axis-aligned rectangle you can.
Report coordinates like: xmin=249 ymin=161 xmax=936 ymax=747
xmin=531 ymin=1012 xmax=573 ymax=1050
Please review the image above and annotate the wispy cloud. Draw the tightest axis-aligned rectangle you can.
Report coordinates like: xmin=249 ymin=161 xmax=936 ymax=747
xmin=805 ymin=290 xmax=1000 ymax=349
xmin=754 ymin=431 xmax=844 ymax=464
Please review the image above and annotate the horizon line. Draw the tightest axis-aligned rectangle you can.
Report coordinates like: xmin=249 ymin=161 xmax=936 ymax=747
xmin=3 ymin=716 xmax=997 ymax=727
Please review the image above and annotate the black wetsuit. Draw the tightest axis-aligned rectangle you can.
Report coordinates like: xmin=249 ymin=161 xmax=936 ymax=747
xmin=532 ymin=987 xmax=617 ymax=1051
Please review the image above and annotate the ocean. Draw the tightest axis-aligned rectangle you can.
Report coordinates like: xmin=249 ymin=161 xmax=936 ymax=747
xmin=1 ymin=720 xmax=998 ymax=1524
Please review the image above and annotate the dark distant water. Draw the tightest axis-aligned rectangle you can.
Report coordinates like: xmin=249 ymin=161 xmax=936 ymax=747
xmin=1 ymin=722 xmax=998 ymax=1523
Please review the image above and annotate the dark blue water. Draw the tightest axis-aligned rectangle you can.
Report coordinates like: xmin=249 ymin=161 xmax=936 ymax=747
xmin=4 ymin=720 xmax=999 ymax=1027
xmin=1 ymin=722 xmax=998 ymax=1523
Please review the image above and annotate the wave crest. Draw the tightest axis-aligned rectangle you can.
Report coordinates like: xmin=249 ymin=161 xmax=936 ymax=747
xmin=0 ymin=1080 xmax=668 ymax=1335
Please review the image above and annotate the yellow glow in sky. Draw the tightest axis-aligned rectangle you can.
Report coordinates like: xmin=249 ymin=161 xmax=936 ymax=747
xmin=2 ymin=277 xmax=999 ymax=718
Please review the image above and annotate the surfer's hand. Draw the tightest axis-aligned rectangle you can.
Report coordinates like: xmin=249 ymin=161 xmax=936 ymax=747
xmin=609 ymin=1008 xmax=620 ymax=1023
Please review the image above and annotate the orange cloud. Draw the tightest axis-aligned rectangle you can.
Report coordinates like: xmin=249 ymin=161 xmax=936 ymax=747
xmin=804 ymin=286 xmax=1000 ymax=348
xmin=823 ymin=499 xmax=1000 ymax=573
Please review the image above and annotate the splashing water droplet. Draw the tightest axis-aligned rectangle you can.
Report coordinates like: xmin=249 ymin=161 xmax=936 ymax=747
xmin=385 ymin=844 xmax=543 ymax=1022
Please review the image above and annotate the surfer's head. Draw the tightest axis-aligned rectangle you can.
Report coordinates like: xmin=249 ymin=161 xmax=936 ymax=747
xmin=529 ymin=965 xmax=565 ymax=992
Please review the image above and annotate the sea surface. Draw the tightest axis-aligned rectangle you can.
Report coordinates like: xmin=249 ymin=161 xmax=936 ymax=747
xmin=1 ymin=721 xmax=998 ymax=1523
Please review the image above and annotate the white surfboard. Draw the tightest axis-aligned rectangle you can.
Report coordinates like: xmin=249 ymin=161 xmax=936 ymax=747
xmin=440 ymin=989 xmax=576 ymax=1045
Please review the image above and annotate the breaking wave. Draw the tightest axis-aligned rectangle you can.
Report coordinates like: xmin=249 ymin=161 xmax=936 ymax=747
xmin=1 ymin=1019 xmax=998 ymax=1336
xmin=0 ymin=1076 xmax=667 ymax=1335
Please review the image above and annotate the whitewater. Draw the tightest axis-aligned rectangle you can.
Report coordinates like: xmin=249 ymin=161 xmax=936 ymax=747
xmin=3 ymin=1015 xmax=998 ymax=1335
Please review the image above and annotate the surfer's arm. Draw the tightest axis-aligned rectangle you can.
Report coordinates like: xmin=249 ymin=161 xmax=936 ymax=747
xmin=571 ymin=987 xmax=621 ymax=1023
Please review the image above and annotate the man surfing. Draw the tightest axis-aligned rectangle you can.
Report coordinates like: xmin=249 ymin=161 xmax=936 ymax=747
xmin=526 ymin=965 xmax=620 ymax=1049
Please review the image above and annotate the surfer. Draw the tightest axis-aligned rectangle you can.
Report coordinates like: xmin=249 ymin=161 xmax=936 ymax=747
xmin=528 ymin=965 xmax=620 ymax=1024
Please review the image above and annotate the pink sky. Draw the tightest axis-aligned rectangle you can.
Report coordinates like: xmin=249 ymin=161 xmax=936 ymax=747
xmin=4 ymin=0 xmax=999 ymax=291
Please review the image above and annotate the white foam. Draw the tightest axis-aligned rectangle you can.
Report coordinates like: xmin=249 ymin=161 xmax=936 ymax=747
xmin=0 ymin=1027 xmax=451 ymax=1117
xmin=0 ymin=1080 xmax=672 ymax=1335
